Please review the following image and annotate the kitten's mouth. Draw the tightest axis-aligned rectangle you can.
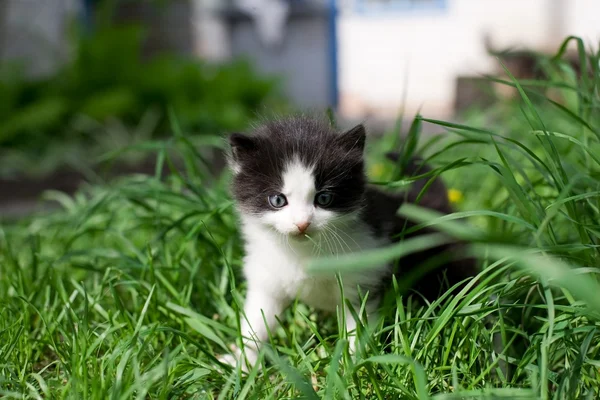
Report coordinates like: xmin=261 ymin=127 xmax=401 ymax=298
xmin=291 ymin=232 xmax=309 ymax=240
xmin=290 ymin=230 xmax=316 ymax=241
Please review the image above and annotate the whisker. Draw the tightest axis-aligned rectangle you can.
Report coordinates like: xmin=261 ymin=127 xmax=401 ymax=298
xmin=324 ymin=225 xmax=345 ymax=255
xmin=326 ymin=225 xmax=354 ymax=254
xmin=331 ymin=223 xmax=362 ymax=251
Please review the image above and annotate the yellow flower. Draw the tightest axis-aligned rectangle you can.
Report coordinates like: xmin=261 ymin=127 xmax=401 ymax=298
xmin=369 ymin=163 xmax=386 ymax=179
xmin=447 ymin=188 xmax=463 ymax=204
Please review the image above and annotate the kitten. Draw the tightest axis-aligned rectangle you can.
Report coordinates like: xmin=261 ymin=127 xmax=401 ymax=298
xmin=221 ymin=116 xmax=476 ymax=370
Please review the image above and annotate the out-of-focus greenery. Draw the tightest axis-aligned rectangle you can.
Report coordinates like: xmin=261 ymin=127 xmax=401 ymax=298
xmin=0 ymin=21 xmax=281 ymax=172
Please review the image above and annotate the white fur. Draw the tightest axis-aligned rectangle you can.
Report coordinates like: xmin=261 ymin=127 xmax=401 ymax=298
xmin=223 ymin=160 xmax=389 ymax=371
xmin=259 ymin=159 xmax=323 ymax=235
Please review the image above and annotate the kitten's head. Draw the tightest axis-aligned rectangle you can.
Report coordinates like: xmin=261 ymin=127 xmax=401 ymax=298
xmin=228 ymin=117 xmax=366 ymax=238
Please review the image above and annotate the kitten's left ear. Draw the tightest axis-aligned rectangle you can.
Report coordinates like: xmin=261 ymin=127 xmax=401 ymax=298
xmin=228 ymin=133 xmax=256 ymax=173
xmin=229 ymin=133 xmax=256 ymax=160
xmin=339 ymin=124 xmax=366 ymax=152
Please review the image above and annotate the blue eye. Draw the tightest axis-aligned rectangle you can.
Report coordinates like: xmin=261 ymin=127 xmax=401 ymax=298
xmin=268 ymin=194 xmax=288 ymax=208
xmin=315 ymin=192 xmax=334 ymax=207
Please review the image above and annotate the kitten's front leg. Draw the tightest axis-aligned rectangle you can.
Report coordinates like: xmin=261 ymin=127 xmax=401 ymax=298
xmin=345 ymin=301 xmax=380 ymax=355
xmin=221 ymin=287 xmax=287 ymax=371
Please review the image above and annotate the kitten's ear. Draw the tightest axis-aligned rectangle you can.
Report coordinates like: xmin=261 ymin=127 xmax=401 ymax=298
xmin=229 ymin=133 xmax=256 ymax=160
xmin=339 ymin=124 xmax=366 ymax=152
xmin=228 ymin=133 xmax=256 ymax=173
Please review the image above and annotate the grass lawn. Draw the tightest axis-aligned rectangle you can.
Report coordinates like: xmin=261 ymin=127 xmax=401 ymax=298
xmin=1 ymin=37 xmax=600 ymax=399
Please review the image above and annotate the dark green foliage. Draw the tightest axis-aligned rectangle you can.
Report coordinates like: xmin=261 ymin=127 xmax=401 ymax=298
xmin=0 ymin=23 xmax=280 ymax=150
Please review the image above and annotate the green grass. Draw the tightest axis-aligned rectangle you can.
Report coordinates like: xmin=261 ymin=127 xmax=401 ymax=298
xmin=2 ymin=37 xmax=600 ymax=399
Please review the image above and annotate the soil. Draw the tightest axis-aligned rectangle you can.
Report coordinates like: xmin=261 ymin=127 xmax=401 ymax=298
xmin=0 ymin=150 xmax=228 ymax=220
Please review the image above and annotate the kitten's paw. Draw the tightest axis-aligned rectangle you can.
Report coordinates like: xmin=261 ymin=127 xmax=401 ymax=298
xmin=218 ymin=353 xmax=239 ymax=368
xmin=217 ymin=345 xmax=257 ymax=374
xmin=218 ymin=345 xmax=244 ymax=371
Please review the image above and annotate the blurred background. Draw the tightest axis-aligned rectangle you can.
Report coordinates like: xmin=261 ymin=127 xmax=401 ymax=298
xmin=1 ymin=0 xmax=600 ymax=216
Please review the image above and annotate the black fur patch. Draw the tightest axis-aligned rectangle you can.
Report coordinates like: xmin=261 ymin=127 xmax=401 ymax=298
xmin=360 ymin=157 xmax=477 ymax=300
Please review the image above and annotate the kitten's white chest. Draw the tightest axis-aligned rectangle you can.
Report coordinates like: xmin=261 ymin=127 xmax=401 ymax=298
xmin=243 ymin=234 xmax=340 ymax=309
xmin=241 ymin=217 xmax=388 ymax=311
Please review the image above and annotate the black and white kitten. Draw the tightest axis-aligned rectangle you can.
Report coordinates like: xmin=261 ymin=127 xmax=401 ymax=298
xmin=222 ymin=116 xmax=476 ymax=369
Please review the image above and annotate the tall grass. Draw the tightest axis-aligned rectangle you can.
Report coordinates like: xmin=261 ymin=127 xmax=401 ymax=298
xmin=1 ymin=37 xmax=600 ymax=399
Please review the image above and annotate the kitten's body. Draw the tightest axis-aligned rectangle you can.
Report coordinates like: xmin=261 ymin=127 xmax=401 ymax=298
xmin=224 ymin=116 xmax=475 ymax=369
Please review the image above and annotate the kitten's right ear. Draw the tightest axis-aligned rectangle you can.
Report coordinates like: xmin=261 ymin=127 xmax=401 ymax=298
xmin=228 ymin=133 xmax=256 ymax=173
xmin=339 ymin=124 xmax=366 ymax=153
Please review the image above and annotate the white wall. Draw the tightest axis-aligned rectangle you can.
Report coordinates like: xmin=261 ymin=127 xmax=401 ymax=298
xmin=564 ymin=0 xmax=600 ymax=43
xmin=337 ymin=0 xmax=600 ymax=120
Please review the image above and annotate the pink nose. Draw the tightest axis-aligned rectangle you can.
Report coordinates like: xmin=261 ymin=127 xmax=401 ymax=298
xmin=295 ymin=221 xmax=311 ymax=234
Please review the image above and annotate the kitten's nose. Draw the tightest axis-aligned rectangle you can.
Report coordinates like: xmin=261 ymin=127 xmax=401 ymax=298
xmin=295 ymin=221 xmax=311 ymax=234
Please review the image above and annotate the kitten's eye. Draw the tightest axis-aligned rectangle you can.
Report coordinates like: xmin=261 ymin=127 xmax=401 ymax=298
xmin=268 ymin=194 xmax=288 ymax=208
xmin=315 ymin=191 xmax=334 ymax=207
